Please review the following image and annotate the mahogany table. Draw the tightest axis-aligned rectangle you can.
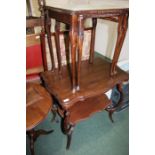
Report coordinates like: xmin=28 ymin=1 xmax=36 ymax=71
xmin=39 ymin=0 xmax=129 ymax=149
xmin=26 ymin=83 xmax=53 ymax=155
xmin=41 ymin=0 xmax=129 ymax=93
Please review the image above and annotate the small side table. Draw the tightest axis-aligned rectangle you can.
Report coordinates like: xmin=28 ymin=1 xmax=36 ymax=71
xmin=41 ymin=0 xmax=129 ymax=92
xmin=26 ymin=83 xmax=53 ymax=155
xmin=56 ymin=93 xmax=111 ymax=149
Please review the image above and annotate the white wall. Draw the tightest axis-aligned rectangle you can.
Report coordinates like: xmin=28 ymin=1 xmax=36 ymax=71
xmin=95 ymin=19 xmax=129 ymax=70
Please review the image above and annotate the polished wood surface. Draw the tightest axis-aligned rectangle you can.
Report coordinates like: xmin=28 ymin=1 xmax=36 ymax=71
xmin=38 ymin=1 xmax=129 ymax=150
xmin=67 ymin=94 xmax=111 ymax=124
xmin=60 ymin=94 xmax=111 ymax=149
xmin=26 ymin=83 xmax=53 ymax=155
xmin=89 ymin=18 xmax=97 ymax=64
xmin=26 ymin=83 xmax=52 ymax=131
xmin=41 ymin=56 xmax=128 ymax=110
xmin=44 ymin=3 xmax=128 ymax=92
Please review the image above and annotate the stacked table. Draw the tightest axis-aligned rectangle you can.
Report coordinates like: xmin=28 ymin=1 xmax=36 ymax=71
xmin=39 ymin=0 xmax=129 ymax=149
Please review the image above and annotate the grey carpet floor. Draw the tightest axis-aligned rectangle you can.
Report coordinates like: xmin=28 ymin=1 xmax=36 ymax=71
xmin=26 ymin=108 xmax=129 ymax=155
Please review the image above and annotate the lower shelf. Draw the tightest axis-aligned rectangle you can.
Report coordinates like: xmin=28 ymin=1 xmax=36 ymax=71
xmin=65 ymin=94 xmax=111 ymax=125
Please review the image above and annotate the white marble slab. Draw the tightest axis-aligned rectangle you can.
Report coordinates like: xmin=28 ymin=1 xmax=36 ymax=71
xmin=46 ymin=0 xmax=129 ymax=11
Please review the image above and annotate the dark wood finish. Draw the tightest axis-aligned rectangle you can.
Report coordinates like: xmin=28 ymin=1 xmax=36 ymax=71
xmin=106 ymin=82 xmax=125 ymax=122
xmin=100 ymin=16 xmax=119 ymax=22
xmin=26 ymin=83 xmax=53 ymax=155
xmin=38 ymin=1 xmax=129 ymax=149
xmin=89 ymin=18 xmax=97 ymax=63
xmin=40 ymin=30 xmax=48 ymax=71
xmin=41 ymin=56 xmax=128 ymax=110
xmin=27 ymin=129 xmax=53 ymax=155
xmin=66 ymin=94 xmax=111 ymax=125
xmin=26 ymin=83 xmax=52 ymax=130
xmin=44 ymin=11 xmax=55 ymax=70
xmin=77 ymin=15 xmax=84 ymax=91
xmin=110 ymin=14 xmax=128 ymax=75
xmin=55 ymin=21 xmax=62 ymax=72
xmin=60 ymin=94 xmax=111 ymax=149
xmin=43 ymin=4 xmax=129 ymax=92
xmin=69 ymin=15 xmax=78 ymax=93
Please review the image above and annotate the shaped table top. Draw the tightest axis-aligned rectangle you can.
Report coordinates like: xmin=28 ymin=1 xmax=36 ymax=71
xmin=45 ymin=0 xmax=129 ymax=11
xmin=41 ymin=56 xmax=129 ymax=110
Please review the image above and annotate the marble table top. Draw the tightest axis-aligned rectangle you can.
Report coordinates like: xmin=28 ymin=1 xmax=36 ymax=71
xmin=45 ymin=0 xmax=129 ymax=11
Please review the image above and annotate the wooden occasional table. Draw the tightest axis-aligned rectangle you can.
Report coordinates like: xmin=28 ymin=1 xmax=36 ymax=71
xmin=26 ymin=83 xmax=53 ymax=155
xmin=40 ymin=0 xmax=129 ymax=109
xmin=39 ymin=0 xmax=129 ymax=149
xmin=41 ymin=0 xmax=129 ymax=92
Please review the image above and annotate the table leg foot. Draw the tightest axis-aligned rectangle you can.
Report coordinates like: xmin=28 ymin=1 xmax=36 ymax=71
xmin=27 ymin=128 xmax=54 ymax=155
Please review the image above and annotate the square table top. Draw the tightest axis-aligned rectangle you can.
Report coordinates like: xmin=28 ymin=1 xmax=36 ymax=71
xmin=45 ymin=0 xmax=129 ymax=11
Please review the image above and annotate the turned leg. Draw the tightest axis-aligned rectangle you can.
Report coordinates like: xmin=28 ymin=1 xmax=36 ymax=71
xmin=69 ymin=15 xmax=78 ymax=93
xmin=45 ymin=11 xmax=55 ymax=70
xmin=55 ymin=21 xmax=62 ymax=73
xmin=110 ymin=13 xmax=128 ymax=75
xmin=77 ymin=16 xmax=84 ymax=91
xmin=89 ymin=18 xmax=97 ymax=64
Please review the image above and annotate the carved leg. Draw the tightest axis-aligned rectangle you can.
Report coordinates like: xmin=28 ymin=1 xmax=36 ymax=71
xmin=108 ymin=110 xmax=114 ymax=123
xmin=33 ymin=129 xmax=54 ymax=140
xmin=55 ymin=21 xmax=62 ymax=73
xmin=77 ymin=16 xmax=84 ymax=91
xmin=45 ymin=11 xmax=55 ymax=70
xmin=62 ymin=112 xmax=75 ymax=149
xmin=51 ymin=105 xmax=59 ymax=123
xmin=27 ymin=128 xmax=54 ymax=155
xmin=66 ymin=125 xmax=75 ymax=150
xmin=69 ymin=15 xmax=78 ymax=93
xmin=89 ymin=18 xmax=97 ymax=64
xmin=106 ymin=83 xmax=124 ymax=122
xmin=110 ymin=13 xmax=128 ymax=75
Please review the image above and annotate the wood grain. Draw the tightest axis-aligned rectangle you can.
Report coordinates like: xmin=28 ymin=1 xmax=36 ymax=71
xmin=41 ymin=56 xmax=128 ymax=110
